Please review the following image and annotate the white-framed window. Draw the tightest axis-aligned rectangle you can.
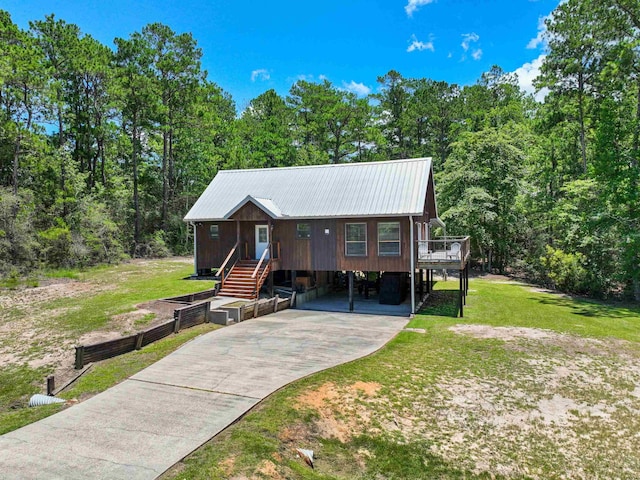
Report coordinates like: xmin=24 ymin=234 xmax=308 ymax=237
xmin=296 ymin=223 xmax=311 ymax=239
xmin=345 ymin=223 xmax=367 ymax=256
xmin=209 ymin=224 xmax=219 ymax=239
xmin=378 ymin=222 xmax=400 ymax=256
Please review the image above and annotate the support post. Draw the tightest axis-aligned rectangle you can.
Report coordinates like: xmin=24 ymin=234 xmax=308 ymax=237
xmin=459 ymin=271 xmax=464 ymax=317
xmin=419 ymin=269 xmax=424 ymax=297
xmin=74 ymin=346 xmax=84 ymax=370
xmin=192 ymin=222 xmax=197 ymax=276
xmin=348 ymin=271 xmax=354 ymax=312
xmin=466 ymin=264 xmax=469 ymax=295
xmin=291 ymin=270 xmax=297 ymax=293
xmin=462 ymin=269 xmax=466 ymax=306
xmin=426 ymin=269 xmax=431 ymax=293
xmin=269 ymin=269 xmax=274 ymax=297
xmin=410 ymin=216 xmax=416 ymax=314
xmin=364 ymin=271 xmax=369 ymax=299
xmin=47 ymin=375 xmax=55 ymax=396
xmin=236 ymin=220 xmax=241 ymax=258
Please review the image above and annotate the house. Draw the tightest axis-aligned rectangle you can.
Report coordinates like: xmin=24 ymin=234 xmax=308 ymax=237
xmin=184 ymin=157 xmax=470 ymax=315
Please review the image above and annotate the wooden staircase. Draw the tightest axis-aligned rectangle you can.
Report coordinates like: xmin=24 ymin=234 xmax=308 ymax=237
xmin=218 ymin=260 xmax=270 ymax=299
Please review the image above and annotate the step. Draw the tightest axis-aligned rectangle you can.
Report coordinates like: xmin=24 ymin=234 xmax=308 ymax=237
xmin=220 ymin=286 xmax=255 ymax=293
xmin=219 ymin=291 xmax=256 ymax=300
xmin=223 ymin=282 xmax=256 ymax=289
xmin=220 ymin=284 xmax=256 ymax=292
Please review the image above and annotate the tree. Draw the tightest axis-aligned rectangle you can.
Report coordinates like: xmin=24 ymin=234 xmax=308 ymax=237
xmin=114 ymin=31 xmax=158 ymax=249
xmin=238 ymin=89 xmax=296 ymax=168
xmin=438 ymin=126 xmax=527 ymax=272
xmin=288 ymin=79 xmax=359 ymax=164
xmin=0 ymin=11 xmax=47 ymax=194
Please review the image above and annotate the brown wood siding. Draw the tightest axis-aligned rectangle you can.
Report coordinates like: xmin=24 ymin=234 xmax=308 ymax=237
xmin=196 ymin=221 xmax=236 ymax=270
xmin=336 ymin=217 xmax=411 ymax=272
xmin=230 ymin=202 xmax=271 ymax=222
xmin=311 ymin=219 xmax=337 ymax=271
xmin=240 ymin=221 xmax=262 ymax=259
xmin=273 ymin=220 xmax=312 ymax=271
xmin=197 ymin=215 xmax=414 ymax=273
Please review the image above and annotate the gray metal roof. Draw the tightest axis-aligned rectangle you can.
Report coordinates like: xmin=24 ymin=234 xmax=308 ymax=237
xmin=184 ymin=157 xmax=433 ymax=221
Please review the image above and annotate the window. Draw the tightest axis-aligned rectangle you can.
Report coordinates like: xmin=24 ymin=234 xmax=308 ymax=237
xmin=209 ymin=224 xmax=219 ymax=239
xmin=296 ymin=223 xmax=311 ymax=239
xmin=345 ymin=223 xmax=367 ymax=256
xmin=378 ymin=222 xmax=400 ymax=256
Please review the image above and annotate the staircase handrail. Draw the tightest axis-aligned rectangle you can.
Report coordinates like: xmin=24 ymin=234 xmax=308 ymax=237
xmin=257 ymin=260 xmax=271 ymax=285
xmin=252 ymin=243 xmax=270 ymax=278
xmin=216 ymin=242 xmax=238 ymax=276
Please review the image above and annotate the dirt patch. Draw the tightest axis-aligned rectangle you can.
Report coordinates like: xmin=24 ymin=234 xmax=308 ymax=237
xmin=219 ymin=456 xmax=236 ymax=476
xmin=294 ymin=381 xmax=382 ymax=443
xmin=253 ymin=459 xmax=283 ymax=479
xmin=450 ymin=324 xmax=560 ymax=342
xmin=0 ymin=280 xmax=113 ymax=312
xmin=381 ymin=324 xmax=640 ymax=478
xmin=0 ymin=258 xmax=199 ymax=404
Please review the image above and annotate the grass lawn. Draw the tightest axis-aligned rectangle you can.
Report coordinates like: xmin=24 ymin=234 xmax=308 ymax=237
xmin=0 ymin=257 xmax=216 ymax=435
xmin=164 ymin=277 xmax=640 ymax=480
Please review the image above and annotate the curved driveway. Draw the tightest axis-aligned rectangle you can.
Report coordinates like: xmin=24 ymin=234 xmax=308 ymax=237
xmin=0 ymin=309 xmax=407 ymax=479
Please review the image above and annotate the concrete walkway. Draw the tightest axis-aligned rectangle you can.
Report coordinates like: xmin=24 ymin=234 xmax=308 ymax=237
xmin=0 ymin=310 xmax=407 ymax=479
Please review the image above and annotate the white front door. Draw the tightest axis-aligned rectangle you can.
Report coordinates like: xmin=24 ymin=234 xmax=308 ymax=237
xmin=255 ymin=225 xmax=269 ymax=259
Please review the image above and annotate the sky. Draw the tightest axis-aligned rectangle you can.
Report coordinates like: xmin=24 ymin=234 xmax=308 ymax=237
xmin=2 ymin=0 xmax=558 ymax=110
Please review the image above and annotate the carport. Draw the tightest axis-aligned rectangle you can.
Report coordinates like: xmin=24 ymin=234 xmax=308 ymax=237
xmin=296 ymin=290 xmax=412 ymax=317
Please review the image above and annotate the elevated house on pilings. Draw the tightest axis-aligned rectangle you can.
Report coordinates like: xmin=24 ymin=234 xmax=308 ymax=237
xmin=184 ymin=157 xmax=470 ymax=316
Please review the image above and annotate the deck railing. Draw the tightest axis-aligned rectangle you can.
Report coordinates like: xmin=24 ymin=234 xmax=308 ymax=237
xmin=417 ymin=236 xmax=470 ymax=264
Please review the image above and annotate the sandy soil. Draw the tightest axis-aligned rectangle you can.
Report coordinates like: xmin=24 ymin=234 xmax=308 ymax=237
xmin=287 ymin=325 xmax=640 ymax=479
xmin=0 ymin=257 xmax=193 ymax=393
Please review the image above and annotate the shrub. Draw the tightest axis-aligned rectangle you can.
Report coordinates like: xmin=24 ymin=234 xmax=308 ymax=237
xmin=135 ymin=231 xmax=171 ymax=258
xmin=540 ymin=245 xmax=590 ymax=294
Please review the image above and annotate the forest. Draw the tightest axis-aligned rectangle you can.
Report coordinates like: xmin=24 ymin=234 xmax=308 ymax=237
xmin=0 ymin=0 xmax=638 ymax=300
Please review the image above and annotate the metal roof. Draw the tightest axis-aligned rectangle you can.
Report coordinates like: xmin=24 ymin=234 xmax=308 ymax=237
xmin=184 ymin=157 xmax=433 ymax=221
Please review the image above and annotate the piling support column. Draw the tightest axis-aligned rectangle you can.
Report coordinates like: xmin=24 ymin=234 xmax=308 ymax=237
xmin=348 ymin=271 xmax=354 ymax=312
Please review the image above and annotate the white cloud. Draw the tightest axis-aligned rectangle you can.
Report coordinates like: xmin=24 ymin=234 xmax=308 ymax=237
xmin=471 ymin=49 xmax=482 ymax=60
xmin=407 ymin=34 xmax=435 ymax=53
xmin=251 ymin=69 xmax=270 ymax=82
xmin=527 ymin=14 xmax=548 ymax=49
xmin=513 ymin=54 xmax=549 ymax=102
xmin=405 ymin=0 xmax=435 ymax=17
xmin=291 ymin=74 xmax=328 ymax=83
xmin=342 ymin=81 xmax=371 ymax=96
xmin=461 ymin=32 xmax=479 ymax=51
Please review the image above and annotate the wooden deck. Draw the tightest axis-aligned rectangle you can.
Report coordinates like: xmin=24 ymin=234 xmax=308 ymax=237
xmin=416 ymin=236 xmax=470 ymax=270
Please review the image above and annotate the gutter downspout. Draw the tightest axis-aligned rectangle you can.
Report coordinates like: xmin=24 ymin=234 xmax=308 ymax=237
xmin=410 ymin=216 xmax=415 ymax=315
xmin=191 ymin=222 xmax=197 ymax=277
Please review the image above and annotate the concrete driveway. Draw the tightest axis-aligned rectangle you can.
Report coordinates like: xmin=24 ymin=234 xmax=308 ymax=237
xmin=0 ymin=309 xmax=407 ymax=479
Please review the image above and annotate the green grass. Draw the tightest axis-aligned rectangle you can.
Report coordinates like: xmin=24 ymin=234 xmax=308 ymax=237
xmin=0 ymin=323 xmax=219 ymax=435
xmin=165 ymin=278 xmax=640 ymax=480
xmin=0 ymin=258 xmax=218 ymax=435
xmin=44 ymin=260 xmax=215 ymax=333
xmin=44 ymin=268 xmax=81 ymax=279
xmin=408 ymin=279 xmax=640 ymax=341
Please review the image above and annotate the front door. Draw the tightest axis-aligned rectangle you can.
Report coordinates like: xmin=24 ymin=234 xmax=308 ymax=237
xmin=255 ymin=225 xmax=269 ymax=259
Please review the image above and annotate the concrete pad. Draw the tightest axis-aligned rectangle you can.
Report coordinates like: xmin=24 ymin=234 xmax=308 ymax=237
xmin=298 ymin=291 xmax=412 ymax=316
xmin=0 ymin=309 xmax=406 ymax=479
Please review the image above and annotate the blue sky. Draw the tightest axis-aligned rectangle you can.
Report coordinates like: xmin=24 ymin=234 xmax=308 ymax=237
xmin=3 ymin=0 xmax=557 ymax=109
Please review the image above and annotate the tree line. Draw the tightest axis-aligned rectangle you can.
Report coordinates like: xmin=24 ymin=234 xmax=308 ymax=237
xmin=0 ymin=1 xmax=638 ymax=300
